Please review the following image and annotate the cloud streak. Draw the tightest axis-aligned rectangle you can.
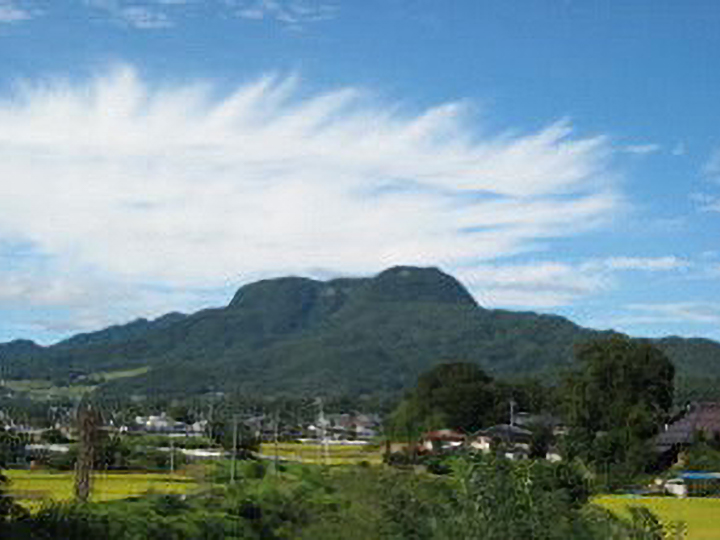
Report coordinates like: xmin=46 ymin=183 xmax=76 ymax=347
xmin=229 ymin=0 xmax=338 ymax=25
xmin=457 ymin=256 xmax=689 ymax=309
xmin=621 ymin=143 xmax=661 ymax=155
xmin=0 ymin=0 xmax=34 ymax=23
xmin=619 ymin=302 xmax=720 ymax=326
xmin=85 ymin=0 xmax=175 ymax=28
xmin=79 ymin=0 xmax=338 ymax=29
xmin=0 ymin=65 xmax=619 ymax=333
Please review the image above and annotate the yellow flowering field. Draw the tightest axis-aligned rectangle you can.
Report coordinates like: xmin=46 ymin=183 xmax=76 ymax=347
xmin=6 ymin=470 xmax=197 ymax=511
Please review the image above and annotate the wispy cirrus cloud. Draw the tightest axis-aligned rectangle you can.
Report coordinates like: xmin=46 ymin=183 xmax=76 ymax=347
xmin=705 ymin=148 xmax=720 ymax=181
xmin=458 ymin=256 xmax=690 ymax=309
xmin=85 ymin=0 xmax=175 ymax=29
xmin=81 ymin=0 xmax=338 ymax=29
xmin=618 ymin=302 xmax=720 ymax=326
xmin=228 ymin=0 xmax=338 ymax=25
xmin=690 ymin=192 xmax=720 ymax=213
xmin=458 ymin=262 xmax=609 ymax=308
xmin=0 ymin=64 xmax=621 ymax=334
xmin=0 ymin=0 xmax=35 ymax=23
xmin=600 ymin=256 xmax=689 ymax=272
xmin=621 ymin=143 xmax=661 ymax=155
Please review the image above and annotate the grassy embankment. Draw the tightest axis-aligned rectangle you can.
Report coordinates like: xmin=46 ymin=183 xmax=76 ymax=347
xmin=595 ymin=495 xmax=720 ymax=540
xmin=6 ymin=470 xmax=197 ymax=511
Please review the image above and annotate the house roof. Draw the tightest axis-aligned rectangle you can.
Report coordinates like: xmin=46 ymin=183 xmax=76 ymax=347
xmin=655 ymin=402 xmax=720 ymax=450
xmin=477 ymin=424 xmax=532 ymax=440
xmin=421 ymin=429 xmax=465 ymax=441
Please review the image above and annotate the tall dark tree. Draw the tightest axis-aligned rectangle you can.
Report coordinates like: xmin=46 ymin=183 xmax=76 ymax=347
xmin=562 ymin=336 xmax=675 ymax=477
xmin=389 ymin=362 xmax=499 ymax=435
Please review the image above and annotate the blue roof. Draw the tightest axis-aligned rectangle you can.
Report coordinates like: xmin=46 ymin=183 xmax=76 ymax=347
xmin=679 ymin=472 xmax=720 ymax=480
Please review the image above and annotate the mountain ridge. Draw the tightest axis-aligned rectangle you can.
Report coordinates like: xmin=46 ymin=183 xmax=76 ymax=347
xmin=0 ymin=265 xmax=718 ymax=399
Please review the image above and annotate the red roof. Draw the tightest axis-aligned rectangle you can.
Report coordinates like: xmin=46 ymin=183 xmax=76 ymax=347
xmin=421 ymin=429 xmax=465 ymax=441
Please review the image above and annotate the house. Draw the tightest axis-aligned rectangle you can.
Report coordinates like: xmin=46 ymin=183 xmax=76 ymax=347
xmin=664 ymin=472 xmax=720 ymax=498
xmin=469 ymin=424 xmax=533 ymax=460
xmin=419 ymin=429 xmax=466 ymax=453
xmin=133 ymin=413 xmax=194 ymax=435
xmin=655 ymin=402 xmax=720 ymax=455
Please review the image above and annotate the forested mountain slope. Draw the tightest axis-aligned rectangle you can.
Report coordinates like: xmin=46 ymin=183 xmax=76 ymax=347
xmin=1 ymin=266 xmax=718 ymax=398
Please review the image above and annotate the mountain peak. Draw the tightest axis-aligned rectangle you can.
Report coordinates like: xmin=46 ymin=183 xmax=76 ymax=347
xmin=367 ymin=266 xmax=478 ymax=306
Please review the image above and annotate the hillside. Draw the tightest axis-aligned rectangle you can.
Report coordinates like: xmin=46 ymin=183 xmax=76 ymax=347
xmin=1 ymin=266 xmax=719 ymax=399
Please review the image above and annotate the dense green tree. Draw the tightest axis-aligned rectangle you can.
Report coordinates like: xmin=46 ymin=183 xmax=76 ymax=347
xmin=562 ymin=336 xmax=675 ymax=480
xmin=388 ymin=362 xmax=499 ymax=436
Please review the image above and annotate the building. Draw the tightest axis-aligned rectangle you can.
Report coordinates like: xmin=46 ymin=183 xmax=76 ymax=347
xmin=419 ymin=429 xmax=466 ymax=453
xmin=655 ymin=402 xmax=720 ymax=454
xmin=469 ymin=424 xmax=533 ymax=460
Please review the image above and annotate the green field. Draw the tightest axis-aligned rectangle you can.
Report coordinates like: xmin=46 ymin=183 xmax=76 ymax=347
xmin=595 ymin=495 xmax=720 ymax=540
xmin=259 ymin=442 xmax=383 ymax=465
xmin=6 ymin=470 xmax=198 ymax=511
xmin=2 ymin=367 xmax=150 ymax=400
xmin=2 ymin=379 xmax=96 ymax=400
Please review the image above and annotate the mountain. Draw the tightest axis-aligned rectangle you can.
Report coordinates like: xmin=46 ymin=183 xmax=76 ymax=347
xmin=1 ymin=266 xmax=719 ymax=399
xmin=54 ymin=312 xmax=188 ymax=350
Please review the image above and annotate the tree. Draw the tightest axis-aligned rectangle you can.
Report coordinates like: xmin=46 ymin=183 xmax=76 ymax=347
xmin=388 ymin=362 xmax=498 ymax=436
xmin=563 ymin=336 xmax=675 ymax=478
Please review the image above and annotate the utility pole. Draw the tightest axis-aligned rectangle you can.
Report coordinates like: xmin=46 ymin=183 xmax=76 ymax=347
xmin=273 ymin=410 xmax=279 ymax=473
xmin=170 ymin=438 xmax=175 ymax=474
xmin=509 ymin=399 xmax=516 ymax=427
xmin=230 ymin=415 xmax=238 ymax=484
xmin=316 ymin=398 xmax=329 ymax=465
xmin=230 ymin=415 xmax=238 ymax=483
xmin=74 ymin=400 xmax=99 ymax=503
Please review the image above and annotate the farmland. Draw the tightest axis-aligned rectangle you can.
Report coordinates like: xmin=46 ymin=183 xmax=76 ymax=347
xmin=595 ymin=495 xmax=720 ymax=540
xmin=258 ymin=442 xmax=384 ymax=465
xmin=6 ymin=470 xmax=198 ymax=511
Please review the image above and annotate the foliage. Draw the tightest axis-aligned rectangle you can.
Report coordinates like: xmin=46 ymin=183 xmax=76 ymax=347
xmin=1 ymin=456 xmax=687 ymax=539
xmin=682 ymin=436 xmax=720 ymax=471
xmin=387 ymin=362 xmax=499 ymax=437
xmin=0 ymin=266 xmax=718 ymax=403
xmin=562 ymin=336 xmax=675 ymax=484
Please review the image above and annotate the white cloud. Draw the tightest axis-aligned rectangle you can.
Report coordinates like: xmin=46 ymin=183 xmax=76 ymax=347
xmin=228 ymin=0 xmax=338 ymax=25
xmin=118 ymin=6 xmax=173 ymax=28
xmin=456 ymin=255 xmax=688 ymax=309
xmin=458 ymin=262 xmax=610 ymax=308
xmin=705 ymin=148 xmax=720 ymax=181
xmin=620 ymin=302 xmax=720 ymax=326
xmin=671 ymin=142 xmax=686 ymax=156
xmin=0 ymin=0 xmax=33 ymax=23
xmin=85 ymin=1 xmax=174 ymax=29
xmin=600 ymin=256 xmax=689 ymax=272
xmin=690 ymin=192 xmax=720 ymax=213
xmin=0 ymin=65 xmax=619 ymax=331
xmin=621 ymin=143 xmax=661 ymax=155
xmin=4 ymin=0 xmax=334 ymax=31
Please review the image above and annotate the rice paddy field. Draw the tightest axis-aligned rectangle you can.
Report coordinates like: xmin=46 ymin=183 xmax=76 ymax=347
xmin=595 ymin=495 xmax=720 ymax=540
xmin=259 ymin=442 xmax=384 ymax=465
xmin=6 ymin=470 xmax=198 ymax=511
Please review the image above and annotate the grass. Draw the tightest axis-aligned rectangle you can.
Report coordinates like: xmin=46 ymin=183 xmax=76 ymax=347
xmin=3 ymin=367 xmax=148 ymax=400
xmin=6 ymin=470 xmax=198 ymax=511
xmin=595 ymin=495 xmax=720 ymax=540
xmin=3 ymin=380 xmax=96 ymax=400
xmin=88 ymin=366 xmax=151 ymax=382
xmin=259 ymin=442 xmax=384 ymax=466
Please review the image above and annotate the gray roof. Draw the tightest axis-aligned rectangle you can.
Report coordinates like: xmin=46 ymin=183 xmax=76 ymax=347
xmin=656 ymin=403 xmax=720 ymax=450
xmin=477 ymin=424 xmax=532 ymax=441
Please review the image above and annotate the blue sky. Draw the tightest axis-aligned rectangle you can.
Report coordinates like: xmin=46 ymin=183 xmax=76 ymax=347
xmin=0 ymin=0 xmax=719 ymax=343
